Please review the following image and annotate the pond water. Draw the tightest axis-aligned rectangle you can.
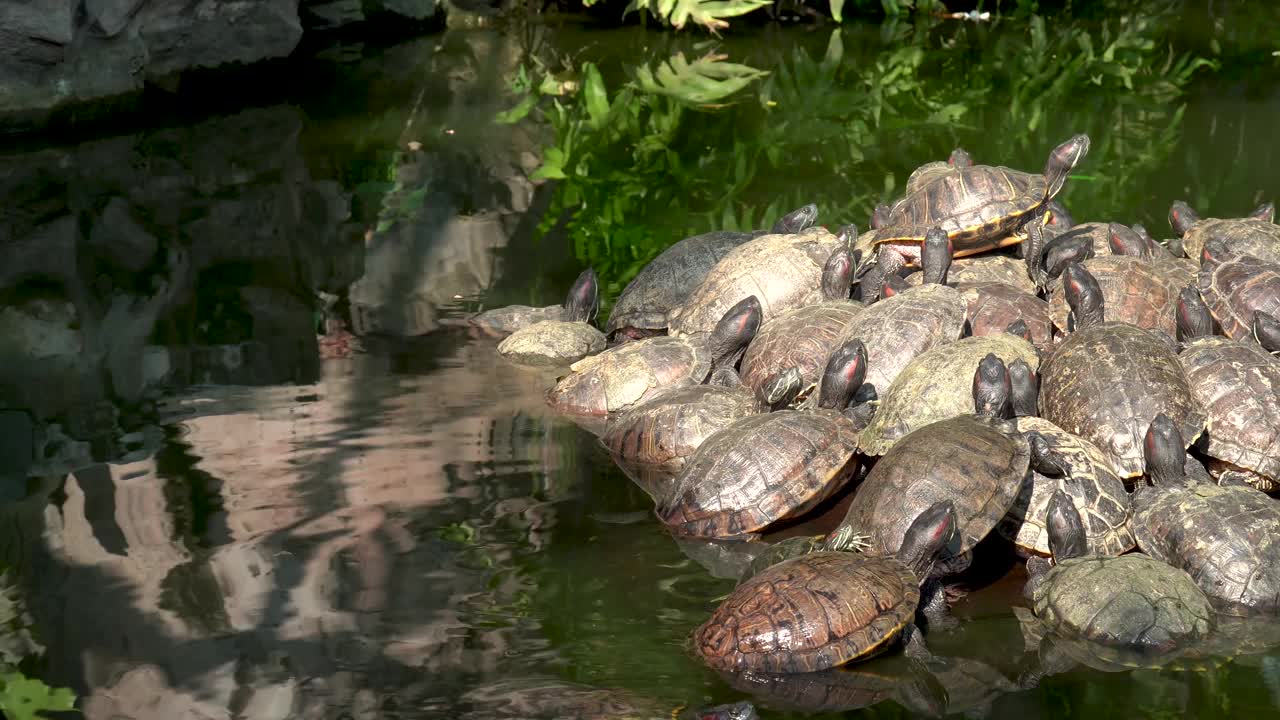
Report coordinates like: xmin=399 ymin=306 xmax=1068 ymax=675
xmin=1 ymin=5 xmax=1279 ymax=719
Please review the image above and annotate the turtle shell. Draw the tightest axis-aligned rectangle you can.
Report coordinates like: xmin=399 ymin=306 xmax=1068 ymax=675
xmin=1131 ymin=481 xmax=1280 ymax=616
xmin=1198 ymin=252 xmax=1280 ymax=340
xmin=1052 ymin=222 xmax=1114 ymax=257
xmin=957 ymin=282 xmax=1055 ymax=350
xmin=469 ymin=303 xmax=566 ymax=337
xmin=497 ymin=321 xmax=606 ymax=366
xmin=1178 ymin=337 xmax=1280 ymax=489
xmin=607 ymin=230 xmax=758 ymax=337
xmin=667 ymin=227 xmax=843 ymax=336
xmin=1032 ymin=555 xmax=1215 ymax=652
xmin=904 ymin=255 xmax=1039 ymax=294
xmin=861 ymin=334 xmax=1041 ymax=456
xmin=1180 ymin=217 xmax=1280 ymax=264
xmin=835 ymin=284 xmax=967 ymax=395
xmin=546 ymin=334 xmax=712 ymax=416
xmin=693 ymin=551 xmax=919 ymax=673
xmin=1047 ymin=256 xmax=1181 ymax=336
xmin=739 ymin=301 xmax=863 ymax=398
xmin=1039 ymin=322 xmax=1206 ymax=478
xmin=1001 ymin=417 xmax=1135 ymax=556
xmin=836 ymin=416 xmax=1029 ymax=561
xmin=601 ymin=385 xmax=759 ymax=472
xmin=657 ymin=410 xmax=860 ymax=538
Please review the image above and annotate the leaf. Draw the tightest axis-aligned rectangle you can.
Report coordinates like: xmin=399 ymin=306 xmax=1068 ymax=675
xmin=828 ymin=0 xmax=846 ymax=23
xmin=495 ymin=95 xmax=537 ymax=125
xmin=0 ymin=673 xmax=76 ymax=720
xmin=632 ymin=52 xmax=769 ymax=106
xmin=582 ymin=64 xmax=611 ymax=131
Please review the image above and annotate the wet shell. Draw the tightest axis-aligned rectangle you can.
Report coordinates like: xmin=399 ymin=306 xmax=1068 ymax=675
xmin=601 ymin=385 xmax=758 ymax=472
xmin=739 ymin=302 xmax=863 ymax=397
xmin=1001 ymin=417 xmax=1135 ymax=556
xmin=1179 ymin=337 xmax=1280 ymax=488
xmin=497 ymin=321 xmax=606 ymax=365
xmin=1198 ymin=253 xmax=1280 ymax=340
xmin=668 ymin=228 xmax=843 ymax=336
xmin=836 ymin=416 xmax=1029 ymax=560
xmin=1039 ymin=322 xmax=1206 ymax=478
xmin=861 ymin=334 xmax=1041 ymax=456
xmin=658 ymin=410 xmax=861 ymax=538
xmin=1131 ymin=482 xmax=1280 ymax=616
xmin=957 ymin=282 xmax=1055 ymax=350
xmin=1180 ymin=217 xmax=1280 ymax=264
xmin=1047 ymin=256 xmax=1180 ymax=336
xmin=547 ymin=335 xmax=711 ymax=416
xmin=835 ymin=284 xmax=967 ymax=395
xmin=694 ymin=552 xmax=919 ymax=673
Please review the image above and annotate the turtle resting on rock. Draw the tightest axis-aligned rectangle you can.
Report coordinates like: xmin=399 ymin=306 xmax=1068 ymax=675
xmin=470 ymin=268 xmax=599 ymax=338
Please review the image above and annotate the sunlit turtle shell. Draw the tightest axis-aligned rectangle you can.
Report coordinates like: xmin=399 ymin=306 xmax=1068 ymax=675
xmin=601 ymin=385 xmax=759 ymax=472
xmin=547 ymin=335 xmax=716 ymax=416
xmin=738 ymin=302 xmax=862 ymax=399
xmin=957 ymin=282 xmax=1054 ymax=350
xmin=834 ymin=284 xmax=966 ymax=395
xmin=1047 ymin=256 xmax=1181 ymax=336
xmin=497 ymin=321 xmax=606 ymax=365
xmin=1197 ymin=244 xmax=1280 ymax=340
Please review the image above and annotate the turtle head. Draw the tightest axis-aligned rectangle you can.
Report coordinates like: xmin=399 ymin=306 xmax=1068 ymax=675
xmin=1063 ymin=263 xmax=1105 ymax=330
xmin=921 ymin=227 xmax=953 ymax=285
xmin=563 ymin=268 xmax=600 ymax=323
xmin=1041 ymin=233 xmax=1095 ymax=282
xmin=1169 ymin=200 xmax=1200 ymax=237
xmin=897 ymin=500 xmax=959 ymax=578
xmin=1045 ymin=200 xmax=1075 ymax=230
xmin=972 ymin=353 xmax=1012 ymax=419
xmin=816 ymin=339 xmax=868 ymax=410
xmin=949 ymin=147 xmax=974 ymax=169
xmin=870 ymin=203 xmax=892 ymax=230
xmin=881 ymin=273 xmax=910 ymax=299
xmin=1007 ymin=358 xmax=1039 ymax=418
xmin=1046 ymin=488 xmax=1088 ymax=563
xmin=1027 ymin=431 xmax=1069 ymax=477
xmin=1253 ymin=311 xmax=1280 ymax=353
xmin=707 ymin=295 xmax=762 ymax=369
xmin=1107 ymin=223 xmax=1149 ymax=258
xmin=1144 ymin=413 xmax=1187 ymax=487
xmin=1005 ymin=319 xmax=1032 ymax=343
xmin=1250 ymin=201 xmax=1275 ymax=224
xmin=821 ymin=247 xmax=856 ymax=301
xmin=1200 ymin=237 xmax=1230 ymax=268
xmin=758 ymin=366 xmax=803 ymax=411
xmin=1176 ymin=287 xmax=1215 ymax=342
xmin=1043 ymin=134 xmax=1091 ymax=198
xmin=772 ymin=203 xmax=819 ymax=234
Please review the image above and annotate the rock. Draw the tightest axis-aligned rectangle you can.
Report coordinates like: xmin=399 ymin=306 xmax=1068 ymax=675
xmin=0 ymin=300 xmax=82 ymax=358
xmin=135 ymin=0 xmax=303 ymax=78
xmin=89 ymin=197 xmax=158 ymax=272
xmin=85 ymin=0 xmax=147 ymax=37
xmin=0 ymin=410 xmax=35 ymax=485
xmin=301 ymin=0 xmax=364 ymax=28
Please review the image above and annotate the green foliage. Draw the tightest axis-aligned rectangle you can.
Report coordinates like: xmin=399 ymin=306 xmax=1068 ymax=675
xmin=0 ymin=572 xmax=76 ymax=719
xmin=0 ymin=674 xmax=76 ymax=720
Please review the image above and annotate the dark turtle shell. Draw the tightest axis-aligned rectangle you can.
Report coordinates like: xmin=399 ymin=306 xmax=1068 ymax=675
xmin=739 ymin=302 xmax=863 ymax=398
xmin=693 ymin=552 xmax=919 ymax=673
xmin=657 ymin=410 xmax=860 ymax=538
xmin=1198 ymin=249 xmax=1280 ymax=340
xmin=958 ymin=282 xmax=1055 ymax=350
xmin=546 ymin=335 xmax=715 ymax=416
xmin=1131 ymin=482 xmax=1280 ymax=616
xmin=834 ymin=284 xmax=967 ymax=395
xmin=1039 ymin=322 xmax=1206 ymax=478
xmin=601 ymin=385 xmax=759 ymax=472
xmin=1178 ymin=337 xmax=1280 ymax=490
xmin=1047 ymin=256 xmax=1181 ymax=336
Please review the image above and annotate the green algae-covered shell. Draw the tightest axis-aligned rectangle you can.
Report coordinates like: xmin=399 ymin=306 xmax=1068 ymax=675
xmin=835 ymin=284 xmax=967 ymax=395
xmin=497 ymin=321 xmax=606 ymax=366
xmin=547 ymin=334 xmax=713 ymax=416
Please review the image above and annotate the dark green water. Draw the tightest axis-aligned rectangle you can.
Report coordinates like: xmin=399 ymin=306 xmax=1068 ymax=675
xmin=1 ymin=5 xmax=1279 ymax=718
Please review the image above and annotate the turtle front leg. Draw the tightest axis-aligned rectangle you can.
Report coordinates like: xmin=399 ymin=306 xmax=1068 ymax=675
xmin=900 ymin=622 xmax=934 ymax=662
xmin=1024 ymin=215 xmax=1049 ymax=292
xmin=858 ymin=245 xmax=909 ymax=305
xmin=917 ymin=577 xmax=959 ymax=632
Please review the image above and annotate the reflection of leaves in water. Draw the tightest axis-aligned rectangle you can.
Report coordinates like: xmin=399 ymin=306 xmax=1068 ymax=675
xmin=632 ymin=53 xmax=771 ymax=106
xmin=0 ymin=572 xmax=76 ymax=720
xmin=0 ymin=673 xmax=76 ymax=720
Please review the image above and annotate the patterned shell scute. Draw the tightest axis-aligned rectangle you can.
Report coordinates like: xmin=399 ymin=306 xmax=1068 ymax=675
xmin=1048 ymin=256 xmax=1180 ymax=336
xmin=861 ymin=334 xmax=1041 ymax=456
xmin=546 ymin=334 xmax=710 ymax=416
xmin=739 ymin=301 xmax=863 ymax=396
xmin=1033 ymin=555 xmax=1215 ymax=651
xmin=1198 ymin=254 xmax=1280 ymax=339
xmin=870 ymin=167 xmax=1046 ymax=251
xmin=608 ymin=230 xmax=757 ymax=334
xmin=1179 ymin=337 xmax=1280 ymax=482
xmin=1001 ymin=417 xmax=1135 ymax=557
xmin=904 ymin=256 xmax=1040 ymax=294
xmin=497 ymin=321 xmax=605 ymax=365
xmin=1131 ymin=482 xmax=1280 ymax=616
xmin=694 ymin=552 xmax=919 ymax=673
xmin=837 ymin=416 xmax=1029 ymax=560
xmin=836 ymin=284 xmax=967 ymax=395
xmin=601 ymin=385 xmax=758 ymax=472
xmin=957 ymin=282 xmax=1055 ymax=350
xmin=1181 ymin=217 xmax=1280 ymax=264
xmin=1039 ymin=322 xmax=1206 ymax=478
xmin=658 ymin=411 xmax=861 ymax=538
xmin=1053 ymin=222 xmax=1114 ymax=258
xmin=667 ymin=228 xmax=844 ymax=336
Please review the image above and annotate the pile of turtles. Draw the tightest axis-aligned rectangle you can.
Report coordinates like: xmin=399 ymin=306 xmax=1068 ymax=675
xmin=470 ymin=133 xmax=1280 ymax=715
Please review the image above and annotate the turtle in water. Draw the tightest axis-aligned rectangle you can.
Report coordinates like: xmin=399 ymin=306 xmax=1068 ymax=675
xmin=1038 ymin=263 xmax=1206 ymax=478
xmin=1169 ymin=200 xmax=1280 ymax=263
xmin=717 ymin=655 xmax=947 ymax=716
xmin=469 ymin=268 xmax=598 ymax=337
xmin=1046 ymin=255 xmax=1183 ymax=337
xmin=546 ymin=295 xmax=761 ymax=417
xmin=657 ymin=340 xmax=867 ymax=539
xmin=855 ymin=134 xmax=1091 ymax=301
xmin=1197 ymin=238 xmax=1280 ymax=340
xmin=1130 ymin=413 xmax=1280 ymax=616
xmin=458 ymin=676 xmax=758 ymax=720
xmin=608 ymin=204 xmax=819 ymax=342
xmin=692 ymin=500 xmax=959 ymax=674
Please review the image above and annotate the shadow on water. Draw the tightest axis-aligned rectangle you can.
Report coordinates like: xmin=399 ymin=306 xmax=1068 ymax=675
xmin=0 ymin=5 xmax=1278 ymax=719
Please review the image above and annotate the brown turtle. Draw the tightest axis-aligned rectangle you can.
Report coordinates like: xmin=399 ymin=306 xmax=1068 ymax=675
xmin=958 ymin=282 xmax=1055 ymax=350
xmin=469 ymin=268 xmax=598 ymax=337
xmin=1169 ymin=200 xmax=1280 ymax=263
xmin=1197 ymin=238 xmax=1280 ymax=340
xmin=904 ymin=255 xmax=1040 ymax=294
xmin=497 ymin=321 xmax=606 ymax=366
xmin=1046 ymin=255 xmax=1181 ymax=337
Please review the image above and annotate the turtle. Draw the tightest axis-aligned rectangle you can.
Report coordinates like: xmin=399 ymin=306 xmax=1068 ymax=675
xmin=957 ymin=282 xmax=1055 ymax=350
xmin=1008 ymin=357 xmax=1039 ymax=416
xmin=1038 ymin=263 xmax=1207 ymax=478
xmin=1197 ymin=238 xmax=1280 ymax=340
xmin=902 ymin=147 xmax=975 ymax=197
xmin=999 ymin=416 xmax=1136 ymax=558
xmin=1037 ymin=230 xmax=1097 ymax=285
xmin=904 ymin=255 xmax=1040 ymax=294
xmin=1046 ymin=255 xmax=1182 ymax=337
xmin=1256 ymin=310 xmax=1280 ymax=352
xmin=546 ymin=295 xmax=761 ymax=417
xmin=860 ymin=336 xmax=1041 ymax=455
xmin=497 ymin=320 xmax=606 ymax=366
xmin=736 ymin=524 xmax=870 ymax=585
xmin=656 ymin=340 xmax=867 ymax=539
xmin=1128 ymin=413 xmax=1280 ymax=616
xmin=855 ymin=134 xmax=1091 ymax=300
xmin=469 ymin=268 xmax=598 ymax=338
xmin=1174 ymin=286 xmax=1219 ymax=342
xmin=607 ymin=204 xmax=819 ymax=341
xmin=1176 ymin=336 xmax=1280 ymax=492
xmin=692 ymin=500 xmax=959 ymax=674
xmin=1169 ymin=200 xmax=1280 ymax=264
xmin=667 ymin=226 xmax=849 ymax=336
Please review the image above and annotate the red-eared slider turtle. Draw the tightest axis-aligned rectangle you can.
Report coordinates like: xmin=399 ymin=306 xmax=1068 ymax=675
xmin=861 ymin=337 xmax=1041 ymax=455
xmin=1039 ymin=264 xmax=1206 ymax=478
xmin=1175 ymin=286 xmax=1218 ymax=342
xmin=1170 ymin=200 xmax=1280 ymax=264
xmin=902 ymin=147 xmax=975 ymax=197
xmin=1256 ymin=311 xmax=1280 ymax=352
xmin=1000 ymin=417 xmax=1135 ymax=557
xmin=608 ymin=204 xmax=819 ymax=342
xmin=546 ymin=296 xmax=761 ymax=417
xmin=1197 ymin=239 xmax=1280 ymax=340
xmin=958 ymin=282 xmax=1055 ymax=350
xmin=1129 ymin=414 xmax=1280 ymax=616
xmin=904 ymin=255 xmax=1040 ymax=294
xmin=469 ymin=268 xmax=598 ymax=337
xmin=657 ymin=341 xmax=866 ymax=539
xmin=693 ymin=501 xmax=958 ymax=673
xmin=667 ymin=226 xmax=848 ymax=336
xmin=1047 ymin=255 xmax=1181 ymax=337
xmin=498 ymin=318 xmax=606 ymax=366
xmin=1177 ymin=336 xmax=1280 ymax=492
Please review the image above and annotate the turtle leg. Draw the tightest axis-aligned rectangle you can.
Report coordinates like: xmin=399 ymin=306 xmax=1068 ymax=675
xmin=1024 ymin=214 xmax=1049 ymax=291
xmin=900 ymin=622 xmax=934 ymax=662
xmin=917 ymin=578 xmax=959 ymax=632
